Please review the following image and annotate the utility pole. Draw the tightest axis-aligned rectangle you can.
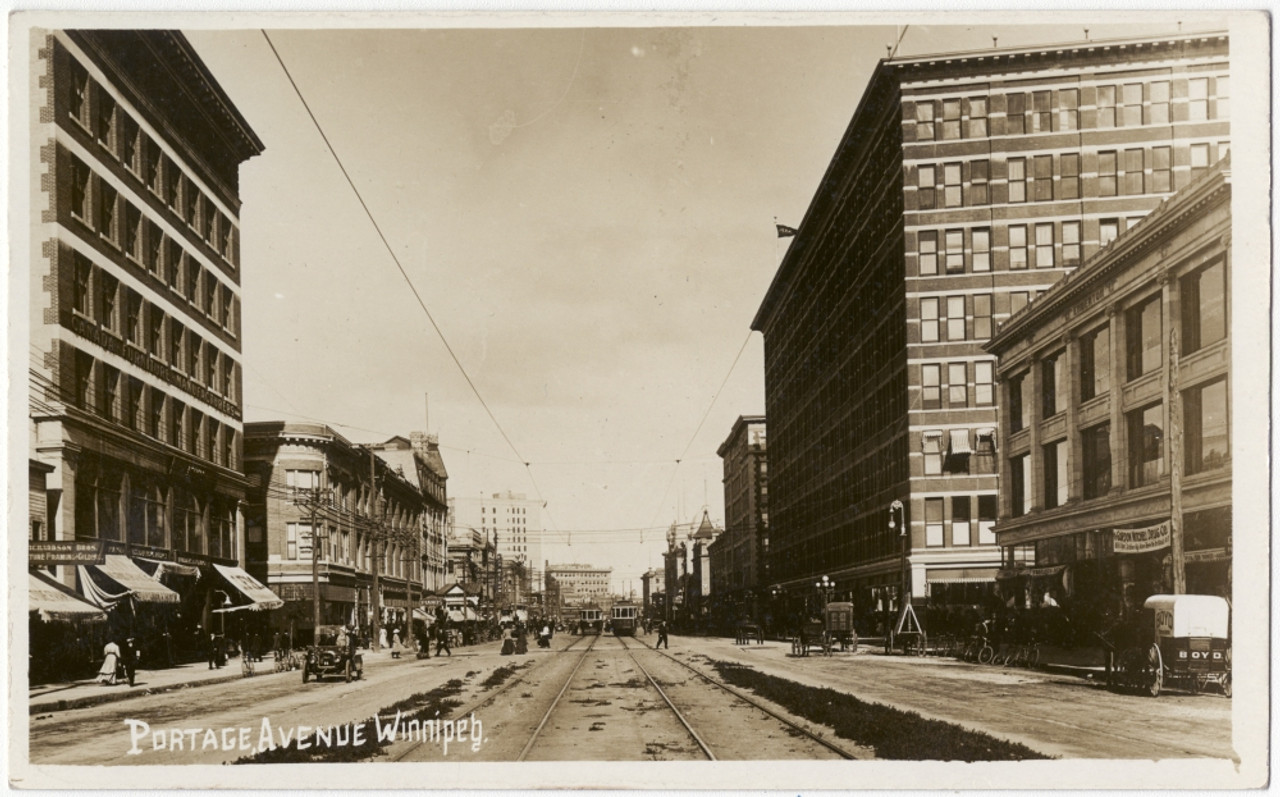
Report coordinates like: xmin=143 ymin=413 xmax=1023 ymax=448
xmin=368 ymin=447 xmax=382 ymax=652
xmin=292 ymin=476 xmax=330 ymax=645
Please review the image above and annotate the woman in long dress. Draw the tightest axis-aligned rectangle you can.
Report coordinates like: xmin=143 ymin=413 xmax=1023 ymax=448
xmin=96 ymin=641 xmax=120 ymax=685
xmin=390 ymin=629 xmax=402 ymax=659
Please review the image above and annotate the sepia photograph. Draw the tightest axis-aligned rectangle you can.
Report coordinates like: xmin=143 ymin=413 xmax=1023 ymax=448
xmin=7 ymin=8 xmax=1270 ymax=791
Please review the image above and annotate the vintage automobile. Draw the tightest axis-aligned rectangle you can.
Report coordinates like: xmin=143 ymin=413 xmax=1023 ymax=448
xmin=1115 ymin=594 xmax=1231 ymax=697
xmin=302 ymin=624 xmax=364 ymax=683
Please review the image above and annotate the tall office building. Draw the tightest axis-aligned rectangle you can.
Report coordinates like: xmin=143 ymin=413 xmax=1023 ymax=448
xmin=751 ymin=32 xmax=1228 ymax=624
xmin=452 ymin=491 xmax=543 ymax=601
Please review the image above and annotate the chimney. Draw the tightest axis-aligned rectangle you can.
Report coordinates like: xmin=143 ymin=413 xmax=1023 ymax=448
xmin=410 ymin=431 xmax=438 ymax=459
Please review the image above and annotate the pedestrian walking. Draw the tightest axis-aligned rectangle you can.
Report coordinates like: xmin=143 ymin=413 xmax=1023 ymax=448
xmin=207 ymin=633 xmax=218 ymax=669
xmin=96 ymin=641 xmax=121 ymax=685
xmin=121 ymin=637 xmax=139 ymax=687
xmin=391 ymin=628 xmax=403 ymax=659
xmin=379 ymin=626 xmax=388 ymax=650
xmin=434 ymin=623 xmax=452 ymax=657
xmin=656 ymin=621 xmax=669 ymax=649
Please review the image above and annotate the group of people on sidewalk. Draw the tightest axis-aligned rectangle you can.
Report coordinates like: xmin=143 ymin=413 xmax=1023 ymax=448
xmin=94 ymin=638 xmax=140 ymax=687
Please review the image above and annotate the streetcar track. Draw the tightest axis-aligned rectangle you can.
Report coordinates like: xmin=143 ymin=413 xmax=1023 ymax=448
xmin=389 ymin=634 xmax=591 ymax=763
xmin=614 ymin=635 xmax=716 ymax=760
xmin=515 ymin=633 xmax=602 ymax=761
xmin=625 ymin=635 xmax=859 ymax=760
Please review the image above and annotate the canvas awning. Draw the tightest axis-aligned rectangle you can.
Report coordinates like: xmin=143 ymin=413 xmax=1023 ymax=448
xmin=949 ymin=429 xmax=972 ymax=455
xmin=29 ymin=570 xmax=107 ymax=622
xmin=211 ymin=563 xmax=284 ymax=612
xmin=79 ymin=555 xmax=180 ymax=608
xmin=135 ymin=557 xmax=200 ymax=579
xmin=921 ymin=431 xmax=943 ymax=454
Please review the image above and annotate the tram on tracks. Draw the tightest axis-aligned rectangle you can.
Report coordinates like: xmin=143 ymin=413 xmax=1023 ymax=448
xmin=578 ymin=604 xmax=604 ymax=635
xmin=611 ymin=601 xmax=639 ymax=636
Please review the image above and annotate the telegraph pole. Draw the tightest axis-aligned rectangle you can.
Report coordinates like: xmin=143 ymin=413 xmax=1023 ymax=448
xmin=369 ymin=447 xmax=382 ymax=652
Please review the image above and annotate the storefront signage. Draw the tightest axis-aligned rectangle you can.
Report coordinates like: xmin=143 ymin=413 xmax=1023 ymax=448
xmin=29 ymin=540 xmax=105 ymax=566
xmin=1113 ymin=521 xmax=1171 ymax=554
xmin=1183 ymin=547 xmax=1229 ymax=563
xmin=1024 ymin=565 xmax=1067 ymax=578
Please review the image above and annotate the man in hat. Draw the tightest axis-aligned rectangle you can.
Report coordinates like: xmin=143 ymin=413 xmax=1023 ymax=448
xmin=121 ymin=637 xmax=139 ymax=687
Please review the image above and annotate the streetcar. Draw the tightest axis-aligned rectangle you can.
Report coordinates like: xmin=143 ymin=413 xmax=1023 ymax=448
xmin=611 ymin=602 xmax=639 ymax=636
xmin=578 ymin=605 xmax=604 ymax=635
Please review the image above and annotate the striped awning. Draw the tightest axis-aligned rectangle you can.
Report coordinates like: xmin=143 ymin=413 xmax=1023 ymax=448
xmin=212 ymin=563 xmax=284 ymax=612
xmin=29 ymin=570 xmax=107 ymax=622
xmin=79 ymin=555 xmax=180 ymax=608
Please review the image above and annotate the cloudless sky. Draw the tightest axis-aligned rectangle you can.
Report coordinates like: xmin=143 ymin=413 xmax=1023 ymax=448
xmin=185 ymin=15 xmax=1194 ymax=591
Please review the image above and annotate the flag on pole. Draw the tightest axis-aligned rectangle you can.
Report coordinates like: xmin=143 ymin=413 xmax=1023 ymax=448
xmin=776 ymin=224 xmax=798 ymax=238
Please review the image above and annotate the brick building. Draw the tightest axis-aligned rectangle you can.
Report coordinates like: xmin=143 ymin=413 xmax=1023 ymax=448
xmin=451 ymin=490 xmax=543 ymax=604
xmin=751 ymin=32 xmax=1229 ymax=633
xmin=27 ymin=30 xmax=265 ymax=658
xmin=711 ymin=415 xmax=769 ymax=623
xmin=984 ymin=160 xmax=1230 ymax=628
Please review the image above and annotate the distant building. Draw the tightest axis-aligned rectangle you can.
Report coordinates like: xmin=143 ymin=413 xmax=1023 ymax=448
xmin=368 ymin=433 xmax=449 ymax=595
xmin=751 ymin=32 xmax=1229 ymax=631
xmin=985 ymin=160 xmax=1231 ymax=620
xmin=445 ymin=511 xmax=497 ymax=605
xmin=27 ymin=30 xmax=264 ymax=664
xmin=545 ymin=563 xmax=612 ymax=606
xmin=714 ymin=415 xmax=768 ymax=621
xmin=452 ymin=490 xmax=542 ymax=603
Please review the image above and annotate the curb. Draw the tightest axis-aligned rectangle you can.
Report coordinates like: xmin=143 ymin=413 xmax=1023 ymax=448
xmin=30 ymin=669 xmax=247 ymax=715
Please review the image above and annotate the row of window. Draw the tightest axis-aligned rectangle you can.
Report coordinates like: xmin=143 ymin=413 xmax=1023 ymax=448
xmin=912 ymin=77 xmax=1229 ymax=142
xmin=913 ymin=142 xmax=1225 ymax=210
xmin=67 ymin=59 xmax=239 ymax=269
xmin=920 ymin=428 xmax=997 ymax=476
xmin=72 ymin=348 xmax=238 ymax=468
xmin=914 ymin=217 xmax=1153 ymax=278
xmin=284 ymin=521 xmax=418 ymax=581
xmin=69 ymin=155 xmax=239 ymax=335
xmin=1009 ymin=260 xmax=1227 ymax=430
xmin=72 ymin=254 xmax=238 ymax=400
xmin=922 ymin=495 xmax=998 ymax=548
xmin=920 ymin=361 xmax=995 ymax=410
xmin=1010 ymin=376 xmax=1228 ymax=516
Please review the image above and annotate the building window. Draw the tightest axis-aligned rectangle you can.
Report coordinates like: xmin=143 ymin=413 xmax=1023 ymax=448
xmin=925 ymin=498 xmax=944 ymax=546
xmin=977 ymin=494 xmax=997 ymax=544
xmin=943 ymin=163 xmax=962 ymax=207
xmin=1120 ymin=83 xmax=1143 ymax=127
xmin=1033 ymin=154 xmax=1053 ymax=201
xmin=73 ymin=254 xmax=92 ymax=316
xmin=1082 ymin=423 xmax=1112 ymax=499
xmin=1006 ymin=92 xmax=1026 ymax=135
xmin=1126 ymin=294 xmax=1162 ymax=380
xmin=945 ymin=296 xmax=965 ymax=340
xmin=125 ymin=291 xmax=142 ymax=347
xmin=1190 ymin=143 xmax=1210 ymax=177
xmin=98 ymin=274 xmax=118 ymax=332
xmin=1030 ymin=90 xmax=1051 ymax=132
xmin=1011 ymin=454 xmax=1030 ymax=516
xmin=947 ymin=362 xmax=967 ymax=406
xmin=74 ymin=349 xmax=94 ymax=409
xmin=1099 ymin=218 xmax=1120 ymax=248
xmin=148 ymin=308 xmax=164 ymax=356
xmin=286 ymin=469 xmax=321 ymax=491
xmin=123 ymin=204 xmax=142 ymax=261
xmin=1043 ymin=439 xmax=1068 ymax=509
xmin=941 ymin=98 xmax=962 ymax=140
xmin=922 ymin=364 xmax=941 ymax=409
xmin=1034 ymin=223 xmax=1055 ymax=268
xmin=1061 ymin=221 xmax=1081 ymax=267
xmin=97 ymin=183 xmax=117 ymax=242
xmin=1097 ymin=85 xmax=1116 ymax=128
xmin=975 ymin=360 xmax=994 ymax=405
xmin=1216 ymin=76 xmax=1229 ymax=120
xmin=70 ymin=157 xmax=91 ymax=220
xmin=95 ymin=91 xmax=115 ymax=147
xmin=1098 ymin=151 xmax=1118 ymax=196
xmin=918 ymin=165 xmax=936 ymax=210
xmin=1128 ymin=402 xmax=1165 ymax=487
xmin=1010 ymin=371 xmax=1029 ymax=432
xmin=124 ymin=377 xmax=143 ymax=431
xmin=968 ymin=160 xmax=989 ymax=206
xmin=171 ymin=401 xmax=186 ymax=451
xmin=168 ymin=320 xmax=183 ymax=368
xmin=1188 ymin=78 xmax=1209 ymax=121
xmin=920 ymin=298 xmax=940 ymax=343
xmin=974 ymin=295 xmax=993 ymax=340
xmin=1060 ymin=153 xmax=1080 ymax=200
xmin=1009 ymin=225 xmax=1028 ymax=270
xmin=1058 ymin=88 xmax=1079 ymax=131
xmin=1080 ymin=324 xmax=1110 ymax=401
xmin=1182 ymin=259 xmax=1227 ymax=353
xmin=915 ymin=101 xmax=935 ymax=141
xmin=68 ymin=59 xmax=90 ymax=125
xmin=972 ymin=228 xmax=991 ymax=272
xmin=1149 ymin=81 xmax=1170 ymax=124
xmin=147 ymin=388 xmax=164 ymax=439
xmin=185 ymin=260 xmax=199 ymax=303
xmin=922 ymin=430 xmax=943 ymax=475
xmin=951 ymin=496 xmax=972 ymax=546
xmin=121 ymin=116 xmax=139 ymax=172
xmin=1123 ymin=148 xmax=1144 ymax=195
xmin=968 ymin=96 xmax=988 ymax=137
xmin=146 ymin=225 xmax=163 ymax=273
xmin=944 ymin=229 xmax=964 ymax=274
xmin=1150 ymin=146 xmax=1172 ymax=193
xmin=1041 ymin=352 xmax=1063 ymax=417
xmin=1008 ymin=157 xmax=1027 ymax=203
xmin=1185 ymin=378 xmax=1229 ymax=474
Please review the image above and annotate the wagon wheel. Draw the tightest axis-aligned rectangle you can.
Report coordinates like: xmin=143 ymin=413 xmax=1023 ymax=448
xmin=1116 ymin=647 xmax=1146 ymax=692
xmin=302 ymin=665 xmax=310 ymax=684
xmin=344 ymin=659 xmax=353 ymax=683
xmin=1146 ymin=644 xmax=1163 ymax=697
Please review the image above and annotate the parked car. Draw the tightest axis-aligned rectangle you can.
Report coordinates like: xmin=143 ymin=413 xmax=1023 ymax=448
xmin=303 ymin=625 xmax=363 ymax=683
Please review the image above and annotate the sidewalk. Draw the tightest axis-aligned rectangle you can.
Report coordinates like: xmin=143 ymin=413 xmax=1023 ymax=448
xmin=27 ymin=645 xmax=459 ymax=715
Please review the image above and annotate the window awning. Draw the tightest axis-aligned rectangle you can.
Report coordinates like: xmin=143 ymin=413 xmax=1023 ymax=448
xmin=949 ymin=429 xmax=972 ymax=455
xmin=921 ymin=432 xmax=943 ymax=454
xmin=79 ymin=555 xmax=180 ymax=608
xmin=212 ymin=563 xmax=284 ymax=612
xmin=135 ymin=557 xmax=201 ymax=580
xmin=29 ymin=570 xmax=107 ymax=622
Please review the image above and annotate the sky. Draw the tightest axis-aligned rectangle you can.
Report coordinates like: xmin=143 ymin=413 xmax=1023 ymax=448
xmin=183 ymin=15 xmax=1195 ymax=591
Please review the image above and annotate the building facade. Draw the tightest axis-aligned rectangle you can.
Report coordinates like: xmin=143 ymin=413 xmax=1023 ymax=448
xmin=243 ymin=422 xmax=440 ymax=639
xmin=28 ymin=31 xmax=265 ymax=662
xmin=545 ymin=563 xmax=612 ymax=606
xmin=751 ymin=32 xmax=1228 ymax=632
xmin=714 ymin=415 xmax=769 ymax=621
xmin=368 ymin=433 xmax=449 ymax=595
xmin=451 ymin=490 xmax=543 ymax=603
xmin=445 ymin=518 xmax=498 ymax=606
xmin=985 ymin=160 xmax=1230 ymax=630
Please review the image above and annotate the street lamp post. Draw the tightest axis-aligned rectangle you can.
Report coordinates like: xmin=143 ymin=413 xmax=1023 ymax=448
xmin=888 ymin=500 xmax=907 ymax=611
xmin=815 ymin=575 xmax=833 ymax=612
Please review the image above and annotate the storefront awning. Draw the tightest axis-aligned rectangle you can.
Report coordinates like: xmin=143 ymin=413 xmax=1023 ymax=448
xmin=447 ymin=607 xmax=478 ymax=623
xmin=79 ymin=555 xmax=180 ymax=608
xmin=412 ymin=608 xmax=433 ymax=622
xmin=949 ymin=429 xmax=972 ymax=455
xmin=135 ymin=557 xmax=201 ymax=580
xmin=921 ymin=431 xmax=943 ymax=454
xmin=212 ymin=563 xmax=284 ymax=612
xmin=29 ymin=570 xmax=107 ymax=622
